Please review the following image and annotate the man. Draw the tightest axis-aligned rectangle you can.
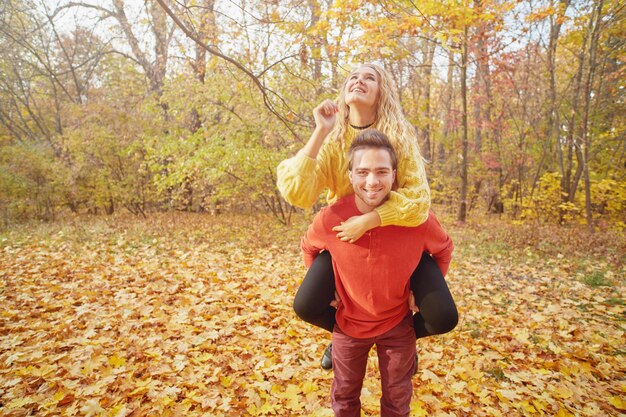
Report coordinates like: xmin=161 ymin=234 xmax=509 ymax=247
xmin=300 ymin=129 xmax=454 ymax=417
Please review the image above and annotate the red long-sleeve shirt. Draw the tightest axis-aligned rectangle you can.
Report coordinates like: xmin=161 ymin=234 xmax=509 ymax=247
xmin=301 ymin=196 xmax=453 ymax=338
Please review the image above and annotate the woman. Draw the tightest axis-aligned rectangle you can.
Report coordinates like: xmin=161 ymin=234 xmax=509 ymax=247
xmin=277 ymin=63 xmax=458 ymax=369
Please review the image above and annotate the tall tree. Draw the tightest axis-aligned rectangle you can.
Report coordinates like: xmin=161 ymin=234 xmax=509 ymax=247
xmin=471 ymin=0 xmax=493 ymax=153
xmin=458 ymin=25 xmax=469 ymax=223
xmin=418 ymin=38 xmax=437 ymax=161
xmin=188 ymin=0 xmax=218 ymax=132
xmin=61 ymin=0 xmax=175 ymax=99
xmin=533 ymin=0 xmax=571 ymax=195
xmin=578 ymin=0 xmax=606 ymax=232
xmin=438 ymin=48 xmax=456 ymax=164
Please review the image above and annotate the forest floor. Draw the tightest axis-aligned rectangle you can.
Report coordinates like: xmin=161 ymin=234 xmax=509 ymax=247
xmin=0 ymin=210 xmax=624 ymax=417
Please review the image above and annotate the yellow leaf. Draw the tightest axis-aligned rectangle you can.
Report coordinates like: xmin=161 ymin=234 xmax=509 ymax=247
xmin=220 ymin=375 xmax=233 ymax=387
xmin=144 ymin=349 xmax=161 ymax=358
xmin=609 ymin=395 xmax=626 ymax=410
xmin=249 ymin=401 xmax=279 ymax=415
xmin=517 ymin=400 xmax=536 ymax=413
xmin=81 ymin=399 xmax=104 ymax=417
xmin=129 ymin=386 xmax=149 ymax=396
xmin=420 ymin=369 xmax=441 ymax=382
xmin=467 ymin=380 xmax=488 ymax=397
xmin=283 ymin=383 xmax=302 ymax=410
xmin=6 ymin=397 xmax=35 ymax=409
xmin=548 ymin=341 xmax=562 ymax=354
xmin=532 ymin=399 xmax=548 ymax=413
xmin=409 ymin=399 xmax=428 ymax=416
xmin=284 ymin=383 xmax=300 ymax=395
xmin=53 ymin=390 xmax=66 ymax=401
xmin=513 ymin=328 xmax=530 ymax=344
xmin=308 ymin=408 xmax=334 ymax=417
xmin=186 ymin=390 xmax=203 ymax=403
xmin=554 ymin=386 xmax=574 ymax=399
xmin=497 ymin=389 xmax=521 ymax=402
xmin=246 ymin=405 xmax=260 ymax=416
xmin=160 ymin=396 xmax=175 ymax=406
xmin=109 ymin=404 xmax=129 ymax=417
xmin=555 ymin=406 xmax=575 ymax=417
xmin=108 ymin=355 xmax=126 ymax=368
xmin=192 ymin=353 xmax=213 ymax=363
xmin=301 ymin=380 xmax=318 ymax=394
xmin=17 ymin=364 xmax=56 ymax=377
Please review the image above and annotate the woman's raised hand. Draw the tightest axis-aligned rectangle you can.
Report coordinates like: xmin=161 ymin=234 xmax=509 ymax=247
xmin=313 ymin=99 xmax=338 ymax=133
xmin=302 ymin=99 xmax=338 ymax=158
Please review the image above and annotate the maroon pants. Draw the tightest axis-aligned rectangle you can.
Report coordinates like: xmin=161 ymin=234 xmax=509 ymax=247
xmin=331 ymin=313 xmax=416 ymax=417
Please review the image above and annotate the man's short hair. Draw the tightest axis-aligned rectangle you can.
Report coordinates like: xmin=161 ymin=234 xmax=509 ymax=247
xmin=348 ymin=129 xmax=398 ymax=171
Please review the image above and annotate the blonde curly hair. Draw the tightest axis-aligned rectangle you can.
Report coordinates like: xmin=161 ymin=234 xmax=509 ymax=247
xmin=329 ymin=63 xmax=421 ymax=159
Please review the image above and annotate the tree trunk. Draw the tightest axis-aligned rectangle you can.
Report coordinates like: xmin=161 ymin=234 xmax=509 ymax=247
xmin=473 ymin=80 xmax=482 ymax=154
xmin=472 ymin=0 xmax=493 ymax=154
xmin=579 ymin=0 xmax=604 ymax=232
xmin=458 ymin=27 xmax=469 ymax=223
xmin=549 ymin=0 xmax=572 ymax=196
xmin=189 ymin=0 xmax=218 ymax=133
xmin=420 ymin=39 xmax=436 ymax=161
xmin=307 ymin=0 xmax=323 ymax=93
xmin=112 ymin=0 xmax=172 ymax=99
xmin=561 ymin=28 xmax=588 ymax=207
xmin=439 ymin=49 xmax=455 ymax=164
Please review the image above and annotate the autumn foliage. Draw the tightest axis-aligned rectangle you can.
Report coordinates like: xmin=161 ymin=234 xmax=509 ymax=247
xmin=1 ymin=213 xmax=624 ymax=416
xmin=1 ymin=0 xmax=624 ymax=229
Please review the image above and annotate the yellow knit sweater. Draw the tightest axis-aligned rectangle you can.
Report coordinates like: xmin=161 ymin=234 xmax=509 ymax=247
xmin=277 ymin=127 xmax=431 ymax=227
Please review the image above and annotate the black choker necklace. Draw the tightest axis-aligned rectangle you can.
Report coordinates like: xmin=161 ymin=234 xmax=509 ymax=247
xmin=350 ymin=122 xmax=374 ymax=130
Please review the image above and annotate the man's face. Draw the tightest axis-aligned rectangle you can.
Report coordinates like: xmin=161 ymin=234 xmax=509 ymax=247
xmin=349 ymin=147 xmax=396 ymax=212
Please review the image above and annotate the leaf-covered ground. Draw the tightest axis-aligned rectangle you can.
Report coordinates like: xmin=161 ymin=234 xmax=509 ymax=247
xmin=1 ymin=213 xmax=624 ymax=417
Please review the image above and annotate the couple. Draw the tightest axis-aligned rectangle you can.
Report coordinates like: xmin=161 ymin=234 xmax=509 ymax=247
xmin=277 ymin=64 xmax=458 ymax=416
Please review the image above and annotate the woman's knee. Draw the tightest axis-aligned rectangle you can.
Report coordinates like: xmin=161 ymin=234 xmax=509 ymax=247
xmin=293 ymin=290 xmax=321 ymax=322
xmin=293 ymin=251 xmax=335 ymax=321
xmin=422 ymin=293 xmax=458 ymax=335
xmin=431 ymin=304 xmax=458 ymax=334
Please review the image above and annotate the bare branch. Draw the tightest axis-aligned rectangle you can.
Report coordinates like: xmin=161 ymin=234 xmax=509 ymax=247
xmin=54 ymin=2 xmax=115 ymax=19
xmin=154 ymin=0 xmax=300 ymax=139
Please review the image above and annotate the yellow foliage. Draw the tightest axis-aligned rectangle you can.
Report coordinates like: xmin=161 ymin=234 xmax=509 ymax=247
xmin=501 ymin=172 xmax=626 ymax=228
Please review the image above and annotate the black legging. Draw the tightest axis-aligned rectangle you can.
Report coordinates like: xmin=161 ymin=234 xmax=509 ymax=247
xmin=293 ymin=251 xmax=458 ymax=338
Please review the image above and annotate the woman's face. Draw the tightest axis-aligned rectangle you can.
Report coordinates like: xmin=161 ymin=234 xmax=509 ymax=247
xmin=344 ymin=66 xmax=380 ymax=111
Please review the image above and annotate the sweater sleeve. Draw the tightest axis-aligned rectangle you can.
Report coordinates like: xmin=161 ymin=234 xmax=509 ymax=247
xmin=300 ymin=208 xmax=329 ymax=268
xmin=374 ymin=143 xmax=431 ymax=227
xmin=423 ymin=211 xmax=453 ymax=276
xmin=276 ymin=146 xmax=332 ymax=209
